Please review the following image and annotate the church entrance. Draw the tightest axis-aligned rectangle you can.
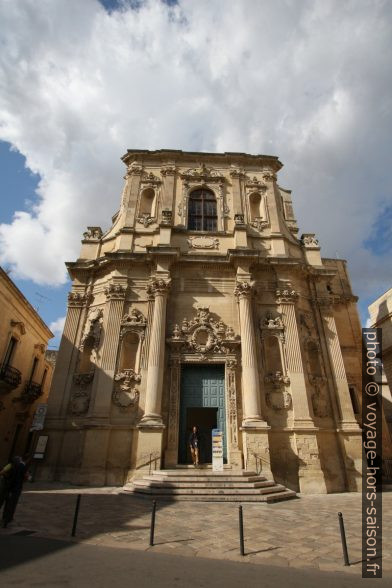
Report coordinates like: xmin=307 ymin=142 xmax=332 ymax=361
xmin=178 ymin=364 xmax=226 ymax=464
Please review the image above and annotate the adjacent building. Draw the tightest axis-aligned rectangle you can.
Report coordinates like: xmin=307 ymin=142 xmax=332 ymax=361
xmin=0 ymin=267 xmax=55 ymax=465
xmin=368 ymin=288 xmax=392 ymax=481
xmin=40 ymin=149 xmax=365 ymax=493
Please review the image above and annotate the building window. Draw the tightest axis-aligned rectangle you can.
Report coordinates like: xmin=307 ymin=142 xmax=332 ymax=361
xmin=188 ymin=188 xmax=217 ymax=232
xmin=349 ymin=386 xmax=360 ymax=415
xmin=2 ymin=336 xmax=17 ymax=368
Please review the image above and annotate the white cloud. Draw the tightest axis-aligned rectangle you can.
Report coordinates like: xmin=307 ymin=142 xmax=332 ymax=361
xmin=0 ymin=0 xmax=391 ymax=303
xmin=49 ymin=316 xmax=66 ymax=339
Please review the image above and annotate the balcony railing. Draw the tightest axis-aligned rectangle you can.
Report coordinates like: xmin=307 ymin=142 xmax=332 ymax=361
xmin=13 ymin=380 xmax=43 ymax=405
xmin=0 ymin=364 xmax=22 ymax=393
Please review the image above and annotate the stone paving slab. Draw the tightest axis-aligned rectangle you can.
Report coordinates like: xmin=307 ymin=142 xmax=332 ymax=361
xmin=1 ymin=482 xmax=390 ymax=576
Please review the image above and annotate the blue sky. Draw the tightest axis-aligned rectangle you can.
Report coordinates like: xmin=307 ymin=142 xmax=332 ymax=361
xmin=0 ymin=0 xmax=391 ymax=348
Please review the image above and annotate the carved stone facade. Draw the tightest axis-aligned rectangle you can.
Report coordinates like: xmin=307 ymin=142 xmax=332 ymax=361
xmin=40 ymin=149 xmax=367 ymax=493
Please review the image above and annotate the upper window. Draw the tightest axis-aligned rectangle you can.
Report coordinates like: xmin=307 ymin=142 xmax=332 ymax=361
xmin=188 ymin=188 xmax=217 ymax=232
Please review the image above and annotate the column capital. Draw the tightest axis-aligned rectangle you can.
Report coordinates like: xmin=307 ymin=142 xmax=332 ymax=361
xmin=275 ymin=287 xmax=299 ymax=304
xmin=147 ymin=278 xmax=171 ymax=298
xmin=67 ymin=291 xmax=92 ymax=308
xmin=160 ymin=165 xmax=176 ymax=176
xmin=234 ymin=280 xmax=253 ymax=299
xmin=104 ymin=283 xmax=127 ymax=300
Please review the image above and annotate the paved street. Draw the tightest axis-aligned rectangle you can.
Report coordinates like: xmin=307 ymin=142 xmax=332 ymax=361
xmin=1 ymin=535 xmax=390 ymax=588
xmin=0 ymin=483 xmax=390 ymax=585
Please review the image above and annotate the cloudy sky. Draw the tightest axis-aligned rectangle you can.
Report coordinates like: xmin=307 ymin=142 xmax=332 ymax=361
xmin=0 ymin=0 xmax=391 ymax=347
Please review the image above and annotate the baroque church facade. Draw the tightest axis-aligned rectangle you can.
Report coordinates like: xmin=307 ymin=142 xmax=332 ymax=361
xmin=40 ymin=149 xmax=363 ymax=493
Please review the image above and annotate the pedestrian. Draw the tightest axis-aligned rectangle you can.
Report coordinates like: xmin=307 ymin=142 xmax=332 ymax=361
xmin=1 ymin=454 xmax=29 ymax=528
xmin=189 ymin=425 xmax=201 ymax=467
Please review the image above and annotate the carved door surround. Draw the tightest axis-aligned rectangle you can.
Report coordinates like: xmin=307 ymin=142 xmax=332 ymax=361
xmin=165 ymin=307 xmax=241 ymax=467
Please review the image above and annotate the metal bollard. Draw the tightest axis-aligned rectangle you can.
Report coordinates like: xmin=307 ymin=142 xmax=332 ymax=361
xmin=149 ymin=500 xmax=157 ymax=546
xmin=239 ymin=505 xmax=245 ymax=556
xmin=71 ymin=494 xmax=82 ymax=537
xmin=338 ymin=512 xmax=350 ymax=566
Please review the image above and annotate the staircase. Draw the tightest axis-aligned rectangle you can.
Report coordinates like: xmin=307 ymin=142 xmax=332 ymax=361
xmin=123 ymin=468 xmax=297 ymax=503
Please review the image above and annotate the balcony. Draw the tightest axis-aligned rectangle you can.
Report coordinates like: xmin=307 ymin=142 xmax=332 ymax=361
xmin=13 ymin=381 xmax=43 ymax=405
xmin=0 ymin=364 xmax=22 ymax=394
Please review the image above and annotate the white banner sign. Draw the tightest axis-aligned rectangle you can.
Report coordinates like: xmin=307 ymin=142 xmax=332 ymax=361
xmin=30 ymin=403 xmax=48 ymax=431
xmin=212 ymin=428 xmax=224 ymax=472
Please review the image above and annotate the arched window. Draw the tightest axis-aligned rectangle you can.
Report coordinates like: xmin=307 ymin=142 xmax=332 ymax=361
xmin=188 ymin=188 xmax=217 ymax=232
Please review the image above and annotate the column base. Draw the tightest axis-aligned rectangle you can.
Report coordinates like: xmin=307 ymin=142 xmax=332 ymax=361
xmin=293 ymin=418 xmax=318 ymax=430
xmin=138 ymin=414 xmax=165 ymax=429
xmin=337 ymin=421 xmax=362 ymax=433
xmin=241 ymin=418 xmax=270 ymax=429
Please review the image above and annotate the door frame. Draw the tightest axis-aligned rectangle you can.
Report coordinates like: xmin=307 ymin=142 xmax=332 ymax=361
xmin=164 ymin=352 xmax=241 ymax=468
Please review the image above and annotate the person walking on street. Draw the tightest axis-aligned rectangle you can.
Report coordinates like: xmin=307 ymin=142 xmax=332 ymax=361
xmin=189 ymin=425 xmax=201 ymax=467
xmin=1 ymin=455 xmax=29 ymax=528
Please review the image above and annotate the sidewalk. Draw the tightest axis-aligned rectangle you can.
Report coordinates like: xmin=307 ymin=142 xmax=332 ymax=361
xmin=1 ymin=483 xmax=390 ymax=576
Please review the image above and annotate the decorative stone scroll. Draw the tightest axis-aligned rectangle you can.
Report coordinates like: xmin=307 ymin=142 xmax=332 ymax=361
xmin=262 ymin=171 xmax=277 ymax=182
xmin=226 ymin=359 xmax=239 ymax=448
xmin=80 ymin=308 xmax=103 ymax=351
xmin=264 ymin=371 xmax=290 ymax=388
xmin=146 ymin=278 xmax=171 ymax=297
xmin=168 ymin=307 xmax=238 ymax=357
xmin=266 ymin=388 xmax=292 ymax=411
xmin=70 ymin=389 xmax=91 ymax=415
xmin=275 ymin=286 xmax=299 ymax=304
xmin=234 ymin=281 xmax=253 ymax=299
xmin=245 ymin=175 xmax=267 ymax=191
xmin=301 ymin=233 xmax=320 ymax=248
xmin=112 ymin=386 xmax=140 ymax=411
xmin=126 ymin=162 xmax=143 ymax=176
xmin=83 ymin=226 xmax=103 ymax=240
xmin=10 ymin=320 xmax=26 ymax=335
xmin=261 ymin=311 xmax=284 ymax=330
xmin=160 ymin=166 xmax=176 ymax=177
xmin=120 ymin=308 xmax=147 ymax=338
xmin=137 ymin=212 xmax=155 ymax=227
xmin=180 ymin=164 xmax=223 ymax=181
xmin=73 ymin=371 xmax=95 ymax=388
xmin=187 ymin=235 xmax=219 ymax=250
xmin=104 ymin=283 xmax=126 ymax=300
xmin=234 ymin=213 xmax=245 ymax=225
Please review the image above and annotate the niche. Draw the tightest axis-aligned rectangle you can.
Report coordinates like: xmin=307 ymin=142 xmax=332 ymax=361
xmin=119 ymin=331 xmax=140 ymax=373
xmin=249 ymin=192 xmax=262 ymax=221
xmin=307 ymin=341 xmax=322 ymax=377
xmin=139 ymin=188 xmax=156 ymax=217
xmin=79 ymin=336 xmax=95 ymax=373
xmin=264 ymin=335 xmax=283 ymax=374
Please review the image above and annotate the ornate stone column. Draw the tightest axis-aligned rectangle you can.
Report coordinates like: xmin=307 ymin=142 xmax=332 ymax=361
xmin=235 ymin=280 xmax=271 ymax=476
xmin=275 ymin=287 xmax=313 ymax=428
xmin=139 ymin=278 xmax=171 ymax=426
xmin=164 ymin=356 xmax=181 ymax=467
xmin=225 ymin=358 xmax=242 ymax=469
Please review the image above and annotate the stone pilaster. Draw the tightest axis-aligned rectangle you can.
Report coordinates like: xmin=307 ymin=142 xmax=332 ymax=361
xmin=47 ymin=291 xmax=90 ymax=417
xmin=229 ymin=169 xmax=244 ymax=216
xmin=90 ymin=283 xmax=126 ymax=417
xmin=225 ymin=358 xmax=243 ymax=469
xmin=139 ymin=278 xmax=171 ymax=427
xmin=276 ymin=287 xmax=314 ymax=428
xmin=276 ymin=287 xmax=327 ymax=492
xmin=164 ymin=356 xmax=181 ymax=467
xmin=235 ymin=280 xmax=271 ymax=476
xmin=319 ymin=302 xmax=359 ymax=429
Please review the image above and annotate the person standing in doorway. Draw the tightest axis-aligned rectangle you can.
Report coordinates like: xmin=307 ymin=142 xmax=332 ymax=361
xmin=189 ymin=425 xmax=201 ymax=467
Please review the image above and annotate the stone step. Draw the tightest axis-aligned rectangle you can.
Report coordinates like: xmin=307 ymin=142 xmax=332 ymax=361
xmin=128 ymin=484 xmax=286 ymax=496
xmin=146 ymin=475 xmax=266 ymax=483
xmin=151 ymin=469 xmax=258 ymax=477
xmin=133 ymin=479 xmax=275 ymax=489
xmin=123 ymin=488 xmax=297 ymax=503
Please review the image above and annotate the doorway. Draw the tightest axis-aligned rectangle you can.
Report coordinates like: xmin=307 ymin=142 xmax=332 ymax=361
xmin=178 ymin=364 xmax=226 ymax=464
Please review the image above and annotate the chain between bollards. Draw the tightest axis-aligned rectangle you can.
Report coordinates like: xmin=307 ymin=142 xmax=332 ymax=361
xmin=238 ymin=505 xmax=245 ymax=556
xmin=71 ymin=494 xmax=82 ymax=537
xmin=149 ymin=500 xmax=157 ymax=546
xmin=338 ymin=512 xmax=350 ymax=566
